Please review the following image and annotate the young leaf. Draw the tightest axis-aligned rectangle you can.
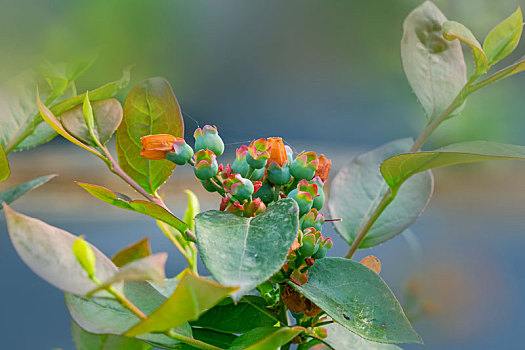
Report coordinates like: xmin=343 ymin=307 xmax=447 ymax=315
xmin=82 ymin=91 xmax=96 ymax=134
xmin=442 ymin=21 xmax=489 ymax=78
xmin=328 ymin=139 xmax=433 ymax=249
xmin=116 ymin=77 xmax=184 ymax=195
xmin=76 ymin=182 xmax=187 ymax=232
xmin=66 ymin=281 xmax=192 ymax=346
xmin=381 ymin=141 xmax=525 ymax=193
xmin=183 ymin=189 xmax=200 ymax=232
xmin=72 ymin=320 xmax=153 ymax=350
xmin=401 ymin=1 xmax=467 ymax=120
xmin=0 ymin=144 xmax=9 ymax=182
xmin=61 ymin=99 xmax=123 ymax=146
xmin=483 ymin=7 xmax=524 ymax=65
xmin=190 ymin=296 xmax=279 ymax=334
xmin=289 ymin=258 xmax=421 ymax=344
xmin=111 ymin=238 xmax=152 ymax=267
xmin=0 ymin=174 xmax=56 ymax=209
xmin=37 ymin=91 xmax=106 ymax=160
xmin=3 ymin=204 xmax=117 ymax=295
xmin=124 ymin=270 xmax=238 ymax=337
xmin=195 ymin=199 xmax=299 ymax=301
xmin=72 ymin=237 xmax=97 ymax=280
xmin=228 ymin=326 xmax=305 ymax=350
xmin=322 ymin=323 xmax=402 ymax=350
xmin=8 ymin=66 xmax=130 ymax=152
xmin=89 ymin=253 xmax=168 ymax=295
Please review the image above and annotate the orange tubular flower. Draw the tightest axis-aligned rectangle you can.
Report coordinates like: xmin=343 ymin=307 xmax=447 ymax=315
xmin=314 ymin=154 xmax=332 ymax=182
xmin=140 ymin=134 xmax=177 ymax=160
xmin=266 ymin=137 xmax=288 ymax=167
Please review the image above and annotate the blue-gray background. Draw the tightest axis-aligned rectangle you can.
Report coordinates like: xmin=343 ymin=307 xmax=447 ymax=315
xmin=1 ymin=0 xmax=525 ymax=349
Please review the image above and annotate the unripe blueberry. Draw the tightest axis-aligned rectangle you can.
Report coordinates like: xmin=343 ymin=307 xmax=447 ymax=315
xmin=290 ymin=151 xmax=319 ymax=181
xmin=231 ymin=145 xmax=250 ymax=177
xmin=194 ymin=125 xmax=224 ymax=156
xmin=267 ymin=161 xmax=291 ymax=185
xmin=193 ymin=149 xmax=219 ymax=180
xmin=298 ymin=233 xmax=319 ymax=257
xmin=166 ymin=139 xmax=194 ymax=165
xmin=287 ymin=179 xmax=318 ymax=215
xmin=247 ymin=138 xmax=270 ymax=169
xmin=224 ymin=173 xmax=254 ymax=201
xmin=300 ymin=208 xmax=325 ymax=231
xmin=254 ymin=181 xmax=274 ymax=205
xmin=311 ymin=176 xmax=325 ymax=210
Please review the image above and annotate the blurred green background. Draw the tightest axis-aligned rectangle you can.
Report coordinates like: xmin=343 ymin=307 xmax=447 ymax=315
xmin=1 ymin=0 xmax=524 ymax=349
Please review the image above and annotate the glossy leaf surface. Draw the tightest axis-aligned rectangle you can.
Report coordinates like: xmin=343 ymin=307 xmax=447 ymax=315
xmin=290 ymin=258 xmax=421 ymax=344
xmin=323 ymin=323 xmax=402 ymax=350
xmin=442 ymin=21 xmax=489 ymax=78
xmin=116 ymin=77 xmax=183 ymax=195
xmin=71 ymin=320 xmax=152 ymax=350
xmin=191 ymin=296 xmax=279 ymax=334
xmin=66 ymin=281 xmax=192 ymax=346
xmin=228 ymin=326 xmax=304 ymax=350
xmin=0 ymin=144 xmax=9 ymax=182
xmin=112 ymin=238 xmax=152 ymax=267
xmin=4 ymin=204 xmax=117 ymax=295
xmin=483 ymin=7 xmax=523 ymax=65
xmin=381 ymin=141 xmax=525 ymax=192
xmin=91 ymin=253 xmax=167 ymax=294
xmin=195 ymin=199 xmax=299 ymax=300
xmin=0 ymin=174 xmax=56 ymax=209
xmin=125 ymin=270 xmax=237 ymax=336
xmin=61 ymin=98 xmax=123 ymax=145
xmin=328 ymin=139 xmax=433 ymax=248
xmin=401 ymin=1 xmax=466 ymax=119
xmin=77 ymin=182 xmax=187 ymax=232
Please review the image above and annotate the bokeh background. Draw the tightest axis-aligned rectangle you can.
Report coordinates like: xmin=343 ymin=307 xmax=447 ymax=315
xmin=1 ymin=0 xmax=525 ymax=349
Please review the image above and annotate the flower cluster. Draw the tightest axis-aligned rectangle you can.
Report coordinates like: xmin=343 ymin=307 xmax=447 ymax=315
xmin=140 ymin=125 xmax=334 ymax=281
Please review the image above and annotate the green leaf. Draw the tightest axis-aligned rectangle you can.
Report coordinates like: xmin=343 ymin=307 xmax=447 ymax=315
xmin=66 ymin=281 xmax=192 ymax=346
xmin=0 ymin=174 xmax=56 ymax=209
xmin=73 ymin=237 xmax=97 ymax=279
xmin=322 ymin=323 xmax=402 ymax=350
xmin=0 ymin=144 xmax=9 ymax=182
xmin=191 ymin=295 xmax=279 ymax=334
xmin=401 ymin=1 xmax=467 ymax=120
xmin=3 ymin=204 xmax=117 ymax=295
xmin=157 ymin=220 xmax=197 ymax=271
xmin=6 ymin=66 xmax=130 ymax=152
xmin=61 ymin=98 xmax=123 ymax=146
xmin=116 ymin=77 xmax=184 ymax=195
xmin=328 ymin=139 xmax=433 ymax=249
xmin=72 ymin=320 xmax=152 ymax=350
xmin=37 ymin=91 xmax=106 ymax=160
xmin=442 ymin=21 xmax=489 ymax=78
xmin=89 ymin=253 xmax=167 ymax=295
xmin=381 ymin=141 xmax=525 ymax=193
xmin=289 ymin=258 xmax=421 ymax=344
xmin=183 ymin=189 xmax=200 ymax=232
xmin=483 ymin=7 xmax=524 ymax=65
xmin=77 ymin=182 xmax=187 ymax=232
xmin=228 ymin=326 xmax=304 ymax=350
xmin=125 ymin=270 xmax=237 ymax=337
xmin=195 ymin=199 xmax=299 ymax=301
xmin=112 ymin=238 xmax=152 ymax=267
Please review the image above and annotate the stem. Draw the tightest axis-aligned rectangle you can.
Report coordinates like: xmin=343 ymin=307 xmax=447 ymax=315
xmin=344 ymin=84 xmax=471 ymax=259
xmin=107 ymin=286 xmax=218 ymax=349
xmin=274 ymin=184 xmax=281 ymax=202
xmin=106 ymin=286 xmax=147 ymax=320
xmin=166 ymin=329 xmax=222 ymax=350
xmin=103 ymin=148 xmax=171 ymax=212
